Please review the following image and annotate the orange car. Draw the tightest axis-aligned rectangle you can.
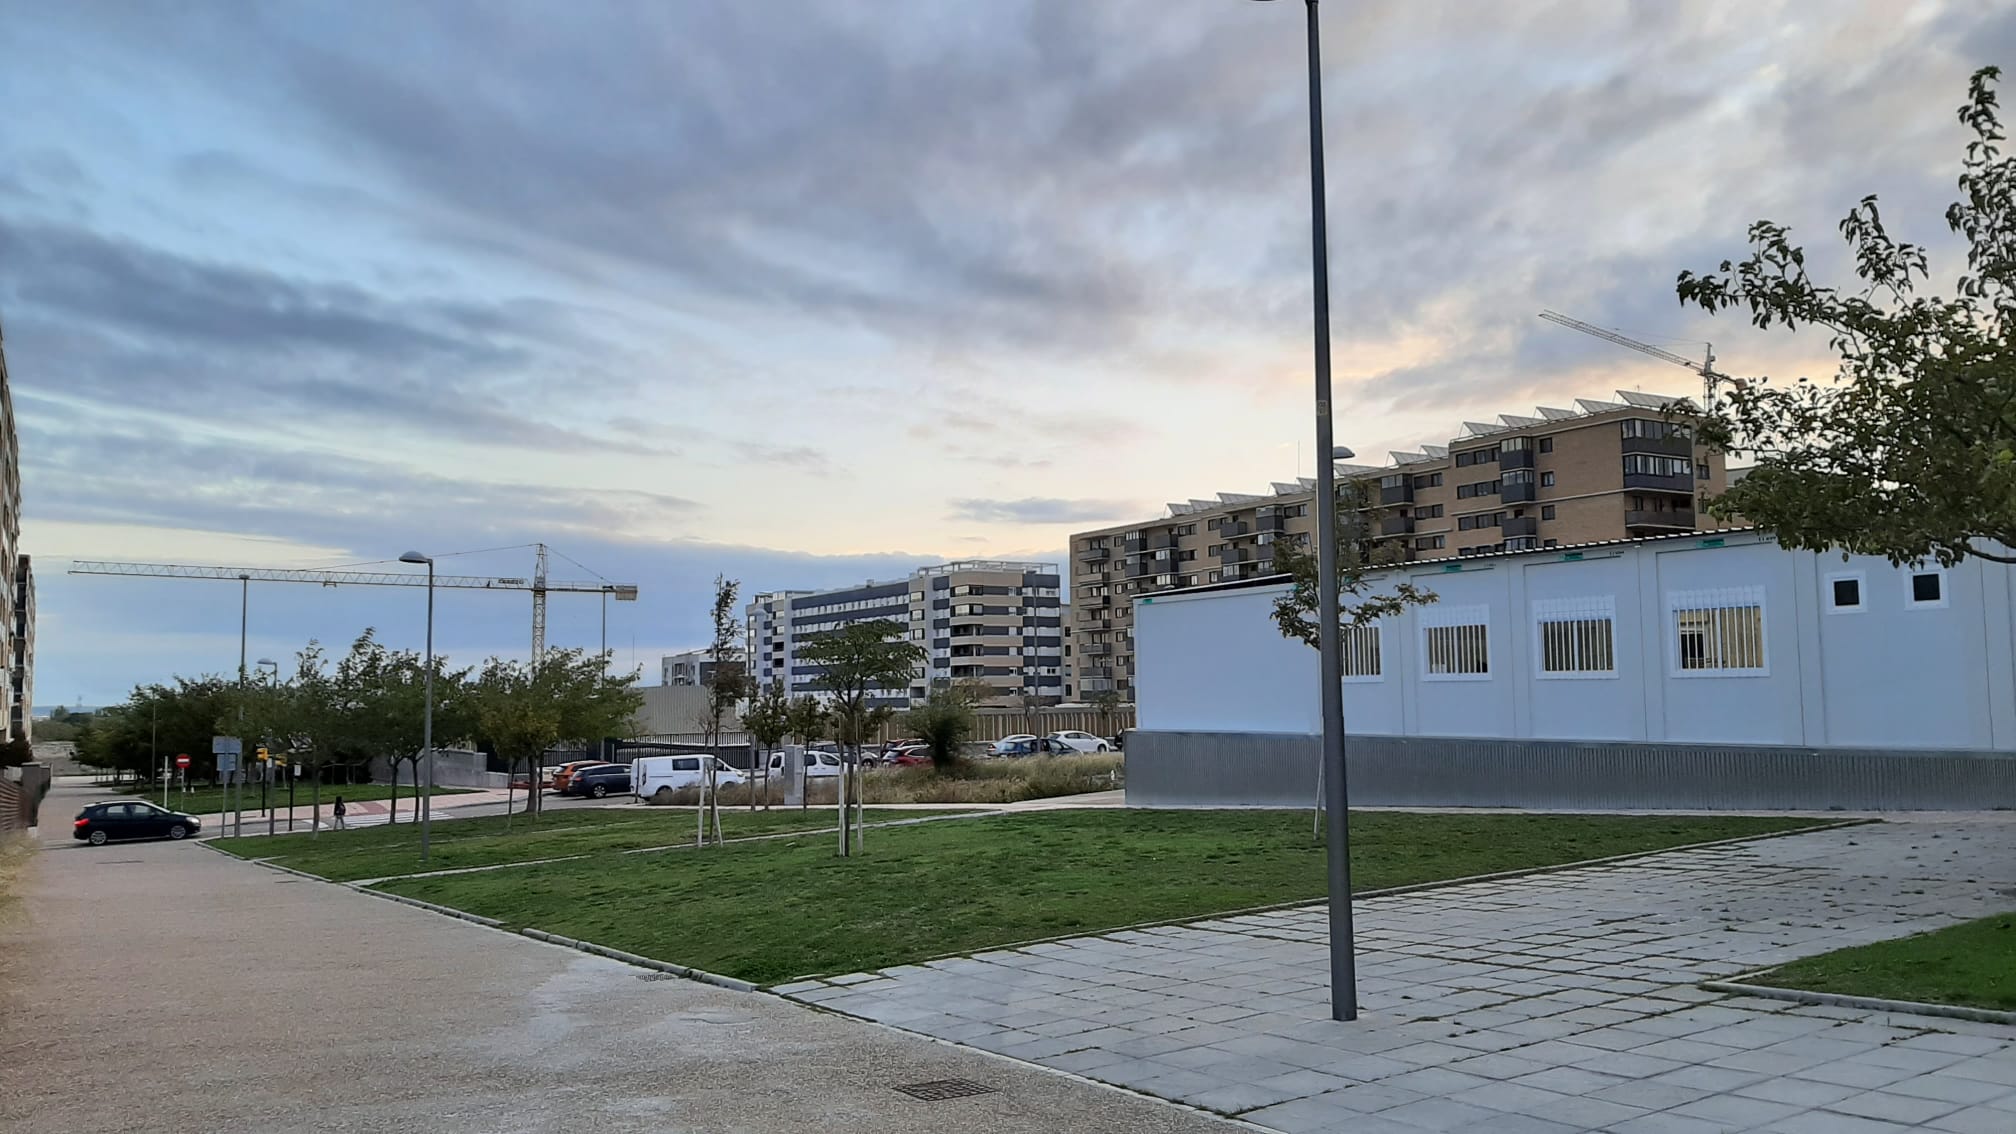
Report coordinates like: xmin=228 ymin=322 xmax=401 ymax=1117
xmin=550 ymin=760 xmax=612 ymax=793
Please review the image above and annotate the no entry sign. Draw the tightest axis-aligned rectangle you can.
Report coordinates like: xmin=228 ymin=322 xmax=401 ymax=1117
xmin=175 ymin=754 xmax=191 ymax=769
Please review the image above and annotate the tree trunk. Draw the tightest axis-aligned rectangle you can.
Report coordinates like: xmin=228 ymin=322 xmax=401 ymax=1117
xmin=311 ymin=766 xmax=322 ymax=838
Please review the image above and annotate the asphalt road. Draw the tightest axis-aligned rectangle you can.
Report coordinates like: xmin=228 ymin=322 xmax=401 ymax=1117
xmin=2 ymin=782 xmax=1236 ymax=1134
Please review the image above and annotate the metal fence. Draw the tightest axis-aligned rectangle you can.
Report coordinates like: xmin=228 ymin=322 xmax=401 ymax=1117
xmin=1125 ymin=731 xmax=2016 ymax=811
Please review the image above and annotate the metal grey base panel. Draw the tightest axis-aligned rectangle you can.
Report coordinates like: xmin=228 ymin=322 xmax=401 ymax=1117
xmin=1125 ymin=730 xmax=2016 ymax=810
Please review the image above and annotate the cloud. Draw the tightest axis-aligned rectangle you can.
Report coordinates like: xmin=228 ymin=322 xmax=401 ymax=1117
xmin=948 ymin=498 xmax=1141 ymax=525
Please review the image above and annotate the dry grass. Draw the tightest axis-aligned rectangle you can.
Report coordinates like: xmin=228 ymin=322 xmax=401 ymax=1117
xmin=645 ymin=753 xmax=1124 ymax=807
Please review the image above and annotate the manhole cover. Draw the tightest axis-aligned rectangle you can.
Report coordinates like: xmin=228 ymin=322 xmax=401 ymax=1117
xmin=894 ymin=1079 xmax=996 ymax=1102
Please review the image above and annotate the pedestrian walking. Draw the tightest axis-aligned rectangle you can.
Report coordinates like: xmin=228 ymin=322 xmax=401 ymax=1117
xmin=332 ymin=795 xmax=347 ymax=831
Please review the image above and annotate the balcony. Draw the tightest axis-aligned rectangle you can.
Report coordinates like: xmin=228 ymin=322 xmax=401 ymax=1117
xmin=1221 ymin=547 xmax=1255 ymax=564
xmin=1379 ymin=480 xmax=1413 ymax=505
xmin=1379 ymin=514 xmax=1414 ymax=536
xmin=1147 ymin=531 xmax=1179 ymax=551
xmin=1626 ymin=508 xmax=1697 ymax=531
xmin=1498 ymin=448 xmax=1535 ymax=470
xmin=1501 ymin=481 xmax=1537 ymax=504
xmin=1077 ymin=546 xmax=1110 ymax=563
xmin=1622 ymin=433 xmax=1694 ymax=458
xmin=1256 ymin=511 xmax=1285 ymax=534
xmin=1501 ymin=515 xmax=1538 ymax=538
xmin=1623 ymin=472 xmax=1695 ymax=493
xmin=1219 ymin=521 xmax=1253 ymax=539
xmin=1125 ymin=559 xmax=1154 ymax=578
xmin=1081 ymin=641 xmax=1112 ymax=656
xmin=1083 ymin=593 xmax=1110 ymax=607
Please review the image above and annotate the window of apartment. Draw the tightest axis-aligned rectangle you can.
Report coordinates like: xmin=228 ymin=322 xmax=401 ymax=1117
xmin=1504 ymin=536 xmax=1539 ymax=551
xmin=950 ymin=584 xmax=972 ymax=596
xmin=1154 ymin=548 xmax=1171 ymax=561
xmin=1540 ymin=471 xmax=1555 ymax=488
xmin=1503 ymin=468 xmax=1534 ymax=487
xmin=1907 ymin=569 xmax=1947 ymax=608
xmin=1623 ymin=455 xmax=1694 ymax=478
xmin=1539 ymin=437 xmax=1554 ymax=453
xmin=1621 ymin=418 xmax=1691 ymax=440
xmin=1379 ymin=473 xmax=1407 ymax=490
xmin=1543 ymin=539 xmax=1558 ymax=548
xmin=1289 ymin=504 xmax=1309 ymax=517
xmin=1178 ymin=523 xmax=1197 ymax=535
xmin=1206 ymin=517 xmax=1221 ymax=530
xmin=953 ymin=603 xmax=983 ymax=616
xmin=1208 ymin=543 xmax=1225 ymax=558
xmin=1207 ymin=570 xmax=1222 ymax=583
xmin=1411 ymin=472 xmax=1444 ymax=489
xmin=1456 ymin=480 xmax=1501 ymax=499
xmin=1178 ymin=549 xmax=1197 ymax=561
xmin=1697 ymin=463 xmax=1711 ymax=480
xmin=1827 ymin=572 xmax=1865 ymax=613
xmin=1422 ymin=605 xmax=1491 ymax=679
xmin=1454 ymin=446 xmax=1499 ymax=467
xmin=1342 ymin=623 xmax=1382 ymax=680
xmin=1541 ymin=504 xmax=1556 ymax=520
xmin=1534 ymin=596 xmax=1617 ymax=678
xmin=1501 ymin=436 xmax=1533 ymax=453
xmin=1415 ymin=535 xmax=1446 ymax=550
xmin=1155 ymin=574 xmax=1175 ymax=586
xmin=1416 ymin=504 xmax=1444 ymax=519
xmin=1459 ymin=515 xmax=1478 ymax=531
xmin=1670 ymin=586 xmax=1768 ymax=675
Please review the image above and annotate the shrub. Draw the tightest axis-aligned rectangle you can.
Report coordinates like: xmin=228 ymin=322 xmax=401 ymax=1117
xmin=638 ymin=754 xmax=1123 ymax=807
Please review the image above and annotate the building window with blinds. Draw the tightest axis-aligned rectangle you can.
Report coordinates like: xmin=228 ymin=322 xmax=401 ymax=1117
xmin=1421 ymin=605 xmax=1491 ymax=679
xmin=1533 ymin=596 xmax=1617 ymax=678
xmin=1669 ymin=586 xmax=1768 ymax=676
xmin=1341 ymin=623 xmax=1382 ymax=681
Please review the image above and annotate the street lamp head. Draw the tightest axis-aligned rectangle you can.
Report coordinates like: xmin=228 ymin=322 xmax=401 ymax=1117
xmin=1331 ymin=445 xmax=1356 ymax=460
xmin=399 ymin=551 xmax=432 ymax=564
xmin=256 ymin=657 xmax=277 ymax=667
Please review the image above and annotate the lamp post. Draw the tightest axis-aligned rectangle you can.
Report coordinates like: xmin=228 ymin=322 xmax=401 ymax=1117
xmin=1250 ymin=0 xmax=1358 ymax=1021
xmin=257 ymin=658 xmax=279 ymax=826
xmin=400 ymin=551 xmax=437 ymax=862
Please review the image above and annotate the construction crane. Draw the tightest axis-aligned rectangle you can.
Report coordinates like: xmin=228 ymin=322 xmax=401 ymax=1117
xmin=1538 ymin=310 xmax=1724 ymax=411
xmin=70 ymin=542 xmax=639 ymax=661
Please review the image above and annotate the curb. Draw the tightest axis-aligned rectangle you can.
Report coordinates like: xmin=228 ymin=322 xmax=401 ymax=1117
xmin=1700 ymin=978 xmax=2016 ymax=1026
xmin=359 ymin=887 xmax=506 ymax=928
xmin=856 ymin=816 xmax=1874 ymax=978
xmin=519 ymin=927 xmax=757 ymax=993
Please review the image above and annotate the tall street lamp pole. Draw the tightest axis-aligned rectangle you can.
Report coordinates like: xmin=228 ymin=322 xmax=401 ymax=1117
xmin=1251 ymin=0 xmax=1358 ymax=1021
xmin=400 ymin=551 xmax=437 ymax=862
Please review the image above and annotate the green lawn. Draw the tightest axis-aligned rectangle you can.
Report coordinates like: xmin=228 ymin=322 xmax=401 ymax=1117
xmin=114 ymin=782 xmax=473 ymax=817
xmin=215 ymin=805 xmax=967 ymax=881
xmin=379 ymin=809 xmax=1827 ymax=986
xmin=1752 ymin=913 xmax=2016 ymax=1012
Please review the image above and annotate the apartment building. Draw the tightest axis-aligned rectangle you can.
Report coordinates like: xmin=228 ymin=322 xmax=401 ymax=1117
xmin=1070 ymin=391 xmax=1727 ymax=698
xmin=747 ymin=561 xmax=1064 ymax=709
xmin=11 ymin=555 xmax=30 ymax=742
xmin=658 ymin=647 xmax=720 ymax=687
xmin=0 ymin=317 xmax=22 ymax=744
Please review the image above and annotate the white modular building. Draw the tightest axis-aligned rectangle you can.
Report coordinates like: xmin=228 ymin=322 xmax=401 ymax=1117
xmin=1128 ymin=530 xmax=2016 ymax=810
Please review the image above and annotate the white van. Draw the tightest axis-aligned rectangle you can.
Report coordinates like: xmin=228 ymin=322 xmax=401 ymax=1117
xmin=766 ymin=750 xmax=844 ymax=779
xmin=632 ymin=754 xmax=746 ymax=802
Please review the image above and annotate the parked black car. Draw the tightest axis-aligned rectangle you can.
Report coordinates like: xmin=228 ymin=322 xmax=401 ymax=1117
xmin=74 ymin=800 xmax=202 ymax=845
xmin=564 ymin=763 xmax=633 ymax=798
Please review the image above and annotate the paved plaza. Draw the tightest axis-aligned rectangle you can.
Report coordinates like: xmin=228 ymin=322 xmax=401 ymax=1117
xmin=785 ymin=818 xmax=2016 ymax=1132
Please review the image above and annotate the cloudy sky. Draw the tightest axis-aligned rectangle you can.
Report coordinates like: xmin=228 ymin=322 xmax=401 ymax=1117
xmin=2 ymin=0 xmax=2007 ymax=707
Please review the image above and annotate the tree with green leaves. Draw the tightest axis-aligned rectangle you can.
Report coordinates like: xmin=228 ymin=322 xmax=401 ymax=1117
xmin=1679 ymin=67 xmax=2016 ymax=567
xmin=798 ymin=619 xmax=921 ymax=854
xmin=902 ymin=682 xmax=983 ymax=771
xmin=468 ymin=648 xmax=642 ymax=823
xmin=741 ymin=678 xmax=791 ymax=810
xmin=1271 ymin=481 xmax=1437 ymax=649
xmin=785 ymin=695 xmax=828 ymax=745
xmin=330 ymin=629 xmax=474 ymax=824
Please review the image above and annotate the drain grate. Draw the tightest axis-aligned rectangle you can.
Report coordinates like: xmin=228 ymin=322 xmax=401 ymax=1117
xmin=893 ymin=1078 xmax=996 ymax=1102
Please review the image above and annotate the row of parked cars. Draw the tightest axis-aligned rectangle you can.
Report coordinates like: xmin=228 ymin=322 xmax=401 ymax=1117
xmin=543 ymin=731 xmax=1121 ymax=801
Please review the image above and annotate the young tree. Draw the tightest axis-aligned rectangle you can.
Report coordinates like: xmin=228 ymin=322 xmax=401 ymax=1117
xmin=1678 ymin=67 xmax=2016 ymax=567
xmin=1271 ymin=483 xmax=1437 ymax=649
xmin=740 ymin=678 xmax=791 ymax=810
xmin=785 ymin=695 xmax=828 ymax=745
xmin=902 ymin=682 xmax=982 ymax=771
xmin=1088 ymin=688 xmax=1124 ymax=740
xmin=798 ymin=620 xmax=921 ymax=854
xmin=334 ymin=629 xmax=473 ymax=824
xmin=696 ymin=576 xmax=747 ymax=840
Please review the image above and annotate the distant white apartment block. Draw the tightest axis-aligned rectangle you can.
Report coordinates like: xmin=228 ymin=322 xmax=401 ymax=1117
xmin=747 ymin=562 xmax=1063 ymax=709
xmin=658 ymin=647 xmax=718 ymax=687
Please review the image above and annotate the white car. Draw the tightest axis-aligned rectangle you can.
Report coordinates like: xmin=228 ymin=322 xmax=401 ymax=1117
xmin=1047 ymin=730 xmax=1113 ymax=753
xmin=632 ymin=754 xmax=745 ymax=801
xmin=766 ymin=750 xmax=845 ymax=778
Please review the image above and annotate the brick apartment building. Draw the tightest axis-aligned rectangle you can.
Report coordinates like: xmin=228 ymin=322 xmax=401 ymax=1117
xmin=1070 ymin=391 xmax=1728 ymax=698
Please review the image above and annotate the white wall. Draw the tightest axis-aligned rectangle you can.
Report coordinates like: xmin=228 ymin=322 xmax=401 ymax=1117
xmin=1134 ymin=532 xmax=2016 ymax=753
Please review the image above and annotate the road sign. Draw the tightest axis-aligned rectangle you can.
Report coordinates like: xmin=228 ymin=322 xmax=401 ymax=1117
xmin=175 ymin=754 xmax=191 ymax=769
xmin=216 ymin=752 xmax=239 ymax=776
xmin=212 ymin=736 xmax=242 ymax=757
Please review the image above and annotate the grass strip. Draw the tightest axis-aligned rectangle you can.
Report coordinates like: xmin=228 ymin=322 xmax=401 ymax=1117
xmin=379 ymin=809 xmax=1826 ymax=986
xmin=1749 ymin=913 xmax=2016 ymax=1012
